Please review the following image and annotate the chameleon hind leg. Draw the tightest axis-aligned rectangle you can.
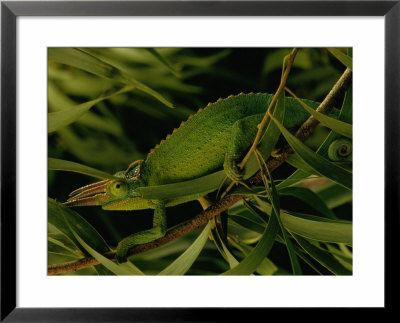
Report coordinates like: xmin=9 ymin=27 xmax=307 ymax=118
xmin=223 ymin=113 xmax=265 ymax=182
xmin=116 ymin=200 xmax=167 ymax=263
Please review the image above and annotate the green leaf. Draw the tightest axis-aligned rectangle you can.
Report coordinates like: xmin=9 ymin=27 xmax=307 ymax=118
xmin=50 ymin=198 xmax=143 ymax=275
xmin=144 ymin=48 xmax=181 ymax=77
xmin=48 ymin=48 xmax=174 ymax=108
xmin=262 ymin=159 xmax=302 ymax=275
xmin=210 ymin=224 xmax=239 ymax=269
xmin=276 ymin=169 xmax=312 ymax=190
xmin=48 ymin=85 xmax=133 ymax=133
xmin=48 ymin=82 xmax=123 ymax=136
xmin=311 ymin=182 xmax=352 ymax=209
xmin=339 ymin=85 xmax=352 ymax=123
xmin=291 ymin=234 xmax=352 ymax=275
xmin=229 ymin=239 xmax=277 ymax=275
xmin=67 ymin=222 xmax=144 ymax=275
xmin=286 ymin=153 xmax=318 ymax=174
xmin=48 ymin=158 xmax=115 ymax=180
xmin=327 ymin=48 xmax=353 ymax=70
xmin=281 ymin=211 xmax=352 ymax=244
xmin=309 ymin=86 xmax=353 ymax=161
xmin=221 ymin=207 xmax=280 ymax=275
xmin=229 ymin=214 xmax=265 ymax=235
xmin=270 ymin=113 xmax=352 ymax=190
xmin=158 ymin=222 xmax=211 ymax=275
xmin=286 ymin=88 xmax=352 ymax=139
xmin=48 ymin=198 xmax=110 ymax=255
xmin=138 ymin=170 xmax=227 ymax=201
xmin=326 ymin=244 xmax=353 ymax=271
xmin=48 ymin=237 xmax=83 ymax=259
xmin=255 ymin=199 xmax=352 ymax=244
xmin=48 ymin=230 xmax=78 ymax=251
xmin=56 ymin=127 xmax=140 ymax=168
xmin=278 ymin=186 xmax=336 ymax=219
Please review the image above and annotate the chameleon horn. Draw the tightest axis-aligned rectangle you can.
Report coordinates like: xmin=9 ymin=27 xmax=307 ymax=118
xmin=68 ymin=180 xmax=109 ymax=198
xmin=66 ymin=184 xmax=107 ymax=202
xmin=63 ymin=196 xmax=100 ymax=207
xmin=65 ymin=179 xmax=110 ymax=207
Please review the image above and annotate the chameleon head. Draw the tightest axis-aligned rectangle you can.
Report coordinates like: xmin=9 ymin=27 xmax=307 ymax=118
xmin=64 ymin=161 xmax=151 ymax=210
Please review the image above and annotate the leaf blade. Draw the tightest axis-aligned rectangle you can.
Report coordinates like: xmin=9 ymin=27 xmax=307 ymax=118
xmin=48 ymin=85 xmax=133 ymax=133
xmin=327 ymin=48 xmax=353 ymax=70
xmin=285 ymin=88 xmax=352 ymax=139
xmin=291 ymin=234 xmax=352 ymax=275
xmin=270 ymin=114 xmax=352 ymax=190
xmin=48 ymin=158 xmax=115 ymax=180
xmin=158 ymin=222 xmax=211 ymax=275
xmin=48 ymin=48 xmax=174 ymax=108
xmin=221 ymin=208 xmax=279 ymax=275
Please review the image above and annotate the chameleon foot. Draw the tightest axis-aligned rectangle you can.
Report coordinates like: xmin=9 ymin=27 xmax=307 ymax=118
xmin=223 ymin=159 xmax=244 ymax=183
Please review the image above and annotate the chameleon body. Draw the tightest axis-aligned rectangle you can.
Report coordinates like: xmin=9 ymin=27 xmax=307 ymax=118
xmin=66 ymin=92 xmax=327 ymax=262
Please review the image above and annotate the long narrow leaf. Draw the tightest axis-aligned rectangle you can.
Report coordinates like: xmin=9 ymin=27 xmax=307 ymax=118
xmin=312 ymin=182 xmax=352 ymax=209
xmin=261 ymin=152 xmax=302 ymax=275
xmin=254 ymin=199 xmax=352 ymax=244
xmin=276 ymin=169 xmax=312 ymax=189
xmin=210 ymin=225 xmax=239 ymax=269
xmin=48 ymin=198 xmax=110 ymax=255
xmin=48 ymin=158 xmax=115 ymax=180
xmin=229 ymin=239 xmax=277 ymax=275
xmin=48 ymin=85 xmax=133 ymax=133
xmin=48 ymin=48 xmax=174 ymax=108
xmin=327 ymin=48 xmax=353 ymax=70
xmin=51 ymin=200 xmax=143 ymax=275
xmin=144 ymin=48 xmax=181 ymax=77
xmin=221 ymin=208 xmax=279 ymax=275
xmin=158 ymin=222 xmax=211 ymax=275
xmin=278 ymin=186 xmax=336 ymax=219
xmin=138 ymin=170 xmax=227 ymax=200
xmin=285 ymin=87 xmax=352 ymax=138
xmin=291 ymin=234 xmax=352 ymax=275
xmin=270 ymin=114 xmax=352 ymax=189
xmin=67 ymin=222 xmax=144 ymax=275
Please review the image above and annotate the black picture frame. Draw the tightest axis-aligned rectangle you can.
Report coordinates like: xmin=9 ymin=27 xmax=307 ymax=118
xmin=1 ymin=0 xmax=398 ymax=321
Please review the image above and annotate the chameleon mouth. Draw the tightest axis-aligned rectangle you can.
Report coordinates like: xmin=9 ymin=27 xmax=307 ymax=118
xmin=64 ymin=180 xmax=109 ymax=207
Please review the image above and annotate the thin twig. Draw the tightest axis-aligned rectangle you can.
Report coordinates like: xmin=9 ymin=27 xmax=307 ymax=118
xmin=48 ymin=67 xmax=352 ymax=275
xmin=238 ymin=48 xmax=298 ymax=169
xmin=222 ymin=48 xmax=298 ymax=197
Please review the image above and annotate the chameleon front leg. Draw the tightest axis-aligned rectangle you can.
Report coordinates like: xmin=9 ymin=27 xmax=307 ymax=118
xmin=116 ymin=200 xmax=167 ymax=263
xmin=223 ymin=113 xmax=264 ymax=182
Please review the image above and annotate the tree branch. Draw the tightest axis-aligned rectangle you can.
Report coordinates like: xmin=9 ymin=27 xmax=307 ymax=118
xmin=48 ymin=67 xmax=352 ymax=275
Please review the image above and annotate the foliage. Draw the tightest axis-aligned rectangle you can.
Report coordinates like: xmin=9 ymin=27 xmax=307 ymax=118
xmin=48 ymin=48 xmax=352 ymax=275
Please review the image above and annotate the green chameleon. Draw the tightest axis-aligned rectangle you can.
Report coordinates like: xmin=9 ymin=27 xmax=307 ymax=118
xmin=65 ymin=92 xmax=348 ymax=262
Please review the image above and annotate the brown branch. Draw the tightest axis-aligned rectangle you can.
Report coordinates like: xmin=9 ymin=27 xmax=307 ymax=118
xmin=48 ymin=67 xmax=352 ymax=275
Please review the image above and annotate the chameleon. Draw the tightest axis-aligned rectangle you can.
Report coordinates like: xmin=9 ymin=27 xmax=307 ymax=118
xmin=65 ymin=92 xmax=345 ymax=263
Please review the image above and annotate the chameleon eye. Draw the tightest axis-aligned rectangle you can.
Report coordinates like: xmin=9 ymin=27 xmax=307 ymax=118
xmin=110 ymin=181 xmax=128 ymax=197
